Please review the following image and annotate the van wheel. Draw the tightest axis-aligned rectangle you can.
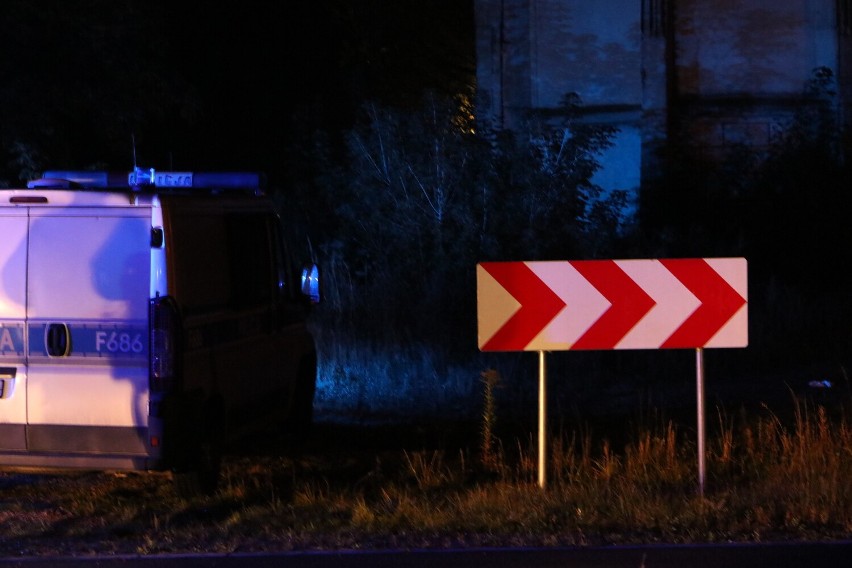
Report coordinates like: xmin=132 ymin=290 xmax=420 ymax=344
xmin=283 ymin=356 xmax=316 ymax=448
xmin=172 ymin=396 xmax=224 ymax=498
xmin=173 ymin=438 xmax=222 ymax=499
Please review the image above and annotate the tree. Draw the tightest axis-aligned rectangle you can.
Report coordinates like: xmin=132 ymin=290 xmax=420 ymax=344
xmin=312 ymin=92 xmax=621 ymax=354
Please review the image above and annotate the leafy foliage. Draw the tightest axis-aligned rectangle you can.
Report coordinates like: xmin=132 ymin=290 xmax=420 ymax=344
xmin=315 ymin=93 xmax=622 ymax=344
xmin=305 ymin=92 xmax=628 ymax=418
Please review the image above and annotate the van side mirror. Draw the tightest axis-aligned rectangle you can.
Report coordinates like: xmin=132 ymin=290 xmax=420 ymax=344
xmin=300 ymin=263 xmax=320 ymax=304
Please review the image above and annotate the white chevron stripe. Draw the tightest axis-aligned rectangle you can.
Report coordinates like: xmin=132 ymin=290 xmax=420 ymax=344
xmin=614 ymin=259 xmax=700 ymax=349
xmin=705 ymin=303 xmax=748 ymax=348
xmin=706 ymin=257 xmax=748 ymax=299
xmin=525 ymin=261 xmax=609 ymax=350
xmin=704 ymin=257 xmax=748 ymax=348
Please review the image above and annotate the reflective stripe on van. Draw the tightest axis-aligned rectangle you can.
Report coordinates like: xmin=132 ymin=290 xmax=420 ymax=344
xmin=27 ymin=321 xmax=148 ymax=360
xmin=0 ymin=322 xmax=25 ymax=357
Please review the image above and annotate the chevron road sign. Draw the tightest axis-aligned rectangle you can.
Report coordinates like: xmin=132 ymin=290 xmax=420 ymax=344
xmin=478 ymin=257 xmax=748 ymax=491
xmin=477 ymin=258 xmax=748 ymax=352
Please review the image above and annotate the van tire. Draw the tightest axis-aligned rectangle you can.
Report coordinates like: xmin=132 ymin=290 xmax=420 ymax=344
xmin=283 ymin=355 xmax=317 ymax=448
xmin=170 ymin=394 xmax=224 ymax=498
xmin=174 ymin=439 xmax=221 ymax=498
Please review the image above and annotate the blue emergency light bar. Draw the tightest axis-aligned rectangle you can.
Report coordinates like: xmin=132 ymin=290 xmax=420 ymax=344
xmin=28 ymin=168 xmax=264 ymax=192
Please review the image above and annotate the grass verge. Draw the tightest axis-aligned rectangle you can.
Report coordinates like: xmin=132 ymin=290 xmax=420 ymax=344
xmin=1 ymin=397 xmax=851 ymax=557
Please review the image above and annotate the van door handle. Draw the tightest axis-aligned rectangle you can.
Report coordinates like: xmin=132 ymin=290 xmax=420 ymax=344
xmin=46 ymin=323 xmax=71 ymax=357
xmin=0 ymin=367 xmax=15 ymax=399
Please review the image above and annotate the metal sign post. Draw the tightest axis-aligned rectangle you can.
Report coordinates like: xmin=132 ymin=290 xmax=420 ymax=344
xmin=696 ymin=347 xmax=706 ymax=496
xmin=538 ymin=350 xmax=547 ymax=489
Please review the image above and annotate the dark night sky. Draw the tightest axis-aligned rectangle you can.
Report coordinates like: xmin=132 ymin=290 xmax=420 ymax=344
xmin=0 ymin=1 xmax=474 ymax=183
xmin=160 ymin=2 xmax=475 ymax=176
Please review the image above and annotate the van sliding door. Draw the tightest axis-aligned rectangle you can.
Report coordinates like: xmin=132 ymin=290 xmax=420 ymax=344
xmin=26 ymin=207 xmax=151 ymax=455
xmin=0 ymin=209 xmax=29 ymax=451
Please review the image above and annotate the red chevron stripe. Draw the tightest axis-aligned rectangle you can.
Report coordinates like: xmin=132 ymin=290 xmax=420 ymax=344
xmin=660 ymin=259 xmax=746 ymax=348
xmin=570 ymin=260 xmax=656 ymax=350
xmin=479 ymin=262 xmax=566 ymax=351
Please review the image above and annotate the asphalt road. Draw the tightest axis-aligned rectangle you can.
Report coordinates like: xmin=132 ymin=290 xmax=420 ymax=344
xmin=2 ymin=542 xmax=852 ymax=568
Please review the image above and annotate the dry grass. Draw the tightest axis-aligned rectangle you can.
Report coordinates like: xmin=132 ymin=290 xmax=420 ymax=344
xmin=2 ymin=397 xmax=852 ymax=556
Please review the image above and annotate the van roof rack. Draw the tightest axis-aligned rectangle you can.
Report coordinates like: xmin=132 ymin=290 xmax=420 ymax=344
xmin=27 ymin=167 xmax=265 ymax=194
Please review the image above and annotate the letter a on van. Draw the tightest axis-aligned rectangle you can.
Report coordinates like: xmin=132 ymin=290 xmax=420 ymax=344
xmin=0 ymin=168 xmax=320 ymax=495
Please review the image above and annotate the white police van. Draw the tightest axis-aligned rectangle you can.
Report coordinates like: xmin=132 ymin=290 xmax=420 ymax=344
xmin=0 ymin=168 xmax=320 ymax=493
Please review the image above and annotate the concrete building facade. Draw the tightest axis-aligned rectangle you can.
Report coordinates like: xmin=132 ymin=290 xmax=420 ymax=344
xmin=475 ymin=0 xmax=852 ymax=202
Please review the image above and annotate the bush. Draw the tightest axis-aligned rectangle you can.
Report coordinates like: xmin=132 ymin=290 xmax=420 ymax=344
xmin=308 ymin=92 xmax=625 ymax=418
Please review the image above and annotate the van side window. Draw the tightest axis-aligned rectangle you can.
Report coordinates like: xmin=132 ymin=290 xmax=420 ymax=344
xmin=171 ymin=213 xmax=231 ymax=312
xmin=225 ymin=213 xmax=274 ymax=308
